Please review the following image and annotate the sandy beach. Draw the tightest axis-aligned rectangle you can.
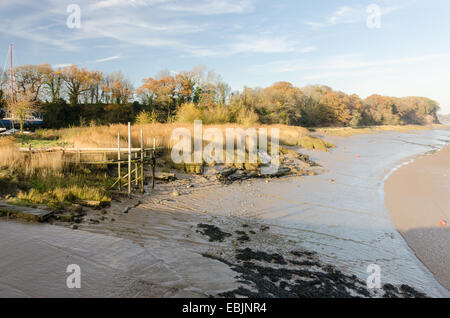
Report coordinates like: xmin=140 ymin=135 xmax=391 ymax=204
xmin=1 ymin=129 xmax=449 ymax=297
xmin=385 ymin=145 xmax=450 ymax=290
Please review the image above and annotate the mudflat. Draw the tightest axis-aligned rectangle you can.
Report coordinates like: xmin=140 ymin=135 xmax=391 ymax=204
xmin=385 ymin=146 xmax=450 ymax=290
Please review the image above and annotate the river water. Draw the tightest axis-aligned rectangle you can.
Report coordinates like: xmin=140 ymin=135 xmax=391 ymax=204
xmin=153 ymin=128 xmax=450 ymax=297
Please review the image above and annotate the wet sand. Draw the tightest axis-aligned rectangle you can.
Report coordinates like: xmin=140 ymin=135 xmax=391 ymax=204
xmin=385 ymin=145 xmax=450 ymax=290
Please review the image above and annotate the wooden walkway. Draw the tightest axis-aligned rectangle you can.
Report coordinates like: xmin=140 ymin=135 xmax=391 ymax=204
xmin=0 ymin=202 xmax=53 ymax=222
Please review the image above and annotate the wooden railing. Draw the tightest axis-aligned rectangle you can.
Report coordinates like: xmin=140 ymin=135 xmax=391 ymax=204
xmin=19 ymin=122 xmax=164 ymax=196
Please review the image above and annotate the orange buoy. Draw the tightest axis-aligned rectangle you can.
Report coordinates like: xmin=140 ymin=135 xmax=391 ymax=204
xmin=440 ymin=220 xmax=447 ymax=227
xmin=356 ymin=154 xmax=360 ymax=159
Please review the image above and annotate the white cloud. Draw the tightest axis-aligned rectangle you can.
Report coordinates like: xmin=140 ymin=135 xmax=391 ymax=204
xmin=163 ymin=0 xmax=253 ymax=15
xmin=231 ymin=37 xmax=296 ymax=54
xmin=0 ymin=0 xmax=211 ymax=55
xmin=90 ymin=55 xmax=121 ymax=63
xmin=52 ymin=63 xmax=72 ymax=69
xmin=298 ymin=46 xmax=317 ymax=54
xmin=229 ymin=35 xmax=316 ymax=54
xmin=253 ymin=53 xmax=450 ymax=74
xmin=305 ymin=4 xmax=405 ymax=29
xmin=89 ymin=0 xmax=156 ymax=10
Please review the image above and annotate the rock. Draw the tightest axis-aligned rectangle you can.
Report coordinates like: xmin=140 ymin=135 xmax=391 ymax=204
xmin=219 ymin=167 xmax=238 ymax=178
xmin=172 ymin=190 xmax=180 ymax=197
xmin=155 ymin=172 xmax=177 ymax=181
xmin=57 ymin=214 xmax=73 ymax=222
xmin=328 ymin=179 xmax=335 ymax=183
xmin=71 ymin=224 xmax=78 ymax=230
xmin=75 ymin=200 xmax=110 ymax=209
xmin=244 ymin=163 xmax=260 ymax=171
xmin=217 ymin=167 xmax=239 ymax=184
xmin=68 ymin=204 xmax=83 ymax=214
xmin=261 ymin=167 xmax=291 ymax=178
xmin=297 ymin=153 xmax=320 ymax=166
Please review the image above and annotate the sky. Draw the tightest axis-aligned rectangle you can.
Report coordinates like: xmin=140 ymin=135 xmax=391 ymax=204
xmin=0 ymin=0 xmax=449 ymax=113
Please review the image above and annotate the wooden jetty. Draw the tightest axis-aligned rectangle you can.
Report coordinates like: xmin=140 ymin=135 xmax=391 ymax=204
xmin=20 ymin=122 xmax=164 ymax=196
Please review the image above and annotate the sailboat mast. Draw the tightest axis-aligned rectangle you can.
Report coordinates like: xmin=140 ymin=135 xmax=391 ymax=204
xmin=10 ymin=44 xmax=14 ymax=104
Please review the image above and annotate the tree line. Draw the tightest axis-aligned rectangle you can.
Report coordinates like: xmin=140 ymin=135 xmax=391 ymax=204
xmin=0 ymin=64 xmax=440 ymax=128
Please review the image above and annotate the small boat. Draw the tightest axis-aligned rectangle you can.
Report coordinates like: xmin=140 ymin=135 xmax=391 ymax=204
xmin=0 ymin=115 xmax=44 ymax=128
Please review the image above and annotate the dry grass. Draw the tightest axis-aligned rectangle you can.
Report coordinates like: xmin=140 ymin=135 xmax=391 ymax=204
xmin=314 ymin=125 xmax=439 ymax=137
xmin=0 ymin=136 xmax=112 ymax=209
xmin=56 ymin=123 xmax=333 ymax=151
xmin=0 ymin=137 xmax=65 ymax=176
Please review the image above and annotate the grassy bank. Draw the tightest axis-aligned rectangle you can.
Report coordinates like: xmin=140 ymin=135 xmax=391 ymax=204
xmin=51 ymin=123 xmax=335 ymax=151
xmin=313 ymin=124 xmax=448 ymax=137
xmin=0 ymin=137 xmax=113 ymax=211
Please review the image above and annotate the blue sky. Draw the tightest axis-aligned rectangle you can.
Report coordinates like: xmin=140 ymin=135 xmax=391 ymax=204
xmin=1 ymin=0 xmax=449 ymax=113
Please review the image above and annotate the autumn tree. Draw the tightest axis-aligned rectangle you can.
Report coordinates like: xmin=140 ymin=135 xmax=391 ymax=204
xmin=84 ymin=70 xmax=103 ymax=104
xmin=13 ymin=64 xmax=52 ymax=100
xmin=396 ymin=97 xmax=440 ymax=124
xmin=57 ymin=65 xmax=98 ymax=105
xmin=175 ymin=71 xmax=195 ymax=105
xmin=43 ymin=68 xmax=63 ymax=102
xmin=0 ymin=71 xmax=9 ymax=114
xmin=0 ymin=62 xmax=441 ymax=128
xmin=302 ymin=85 xmax=332 ymax=103
xmin=137 ymin=76 xmax=177 ymax=121
xmin=6 ymin=89 xmax=39 ymax=132
xmin=102 ymin=72 xmax=133 ymax=105
xmin=259 ymin=82 xmax=303 ymax=125
xmin=0 ymin=88 xmax=6 ymax=118
xmin=319 ymin=91 xmax=353 ymax=126
xmin=363 ymin=95 xmax=400 ymax=125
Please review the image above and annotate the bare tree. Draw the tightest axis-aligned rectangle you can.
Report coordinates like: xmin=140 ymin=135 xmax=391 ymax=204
xmin=14 ymin=64 xmax=51 ymax=100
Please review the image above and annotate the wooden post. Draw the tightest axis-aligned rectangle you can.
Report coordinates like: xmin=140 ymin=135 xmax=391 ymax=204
xmin=140 ymin=128 xmax=144 ymax=193
xmin=152 ymin=137 xmax=156 ymax=189
xmin=28 ymin=144 xmax=32 ymax=165
xmin=135 ymin=152 xmax=138 ymax=187
xmin=117 ymin=132 xmax=121 ymax=191
xmin=128 ymin=122 xmax=131 ymax=196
